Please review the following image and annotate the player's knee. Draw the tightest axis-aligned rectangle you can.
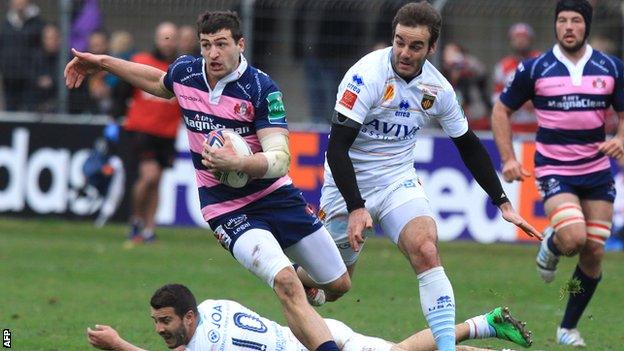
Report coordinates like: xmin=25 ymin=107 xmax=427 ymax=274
xmin=324 ymin=273 xmax=351 ymax=301
xmin=557 ymin=230 xmax=586 ymax=256
xmin=273 ymin=268 xmax=304 ymax=302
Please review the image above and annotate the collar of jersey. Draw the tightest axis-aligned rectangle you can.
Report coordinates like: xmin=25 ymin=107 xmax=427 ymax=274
xmin=202 ymin=55 xmax=249 ymax=104
xmin=553 ymin=44 xmax=593 ymax=86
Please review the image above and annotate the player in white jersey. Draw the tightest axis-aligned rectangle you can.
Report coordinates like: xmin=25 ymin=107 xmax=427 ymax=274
xmin=86 ymin=284 xmax=532 ymax=351
xmin=315 ymin=3 xmax=541 ymax=351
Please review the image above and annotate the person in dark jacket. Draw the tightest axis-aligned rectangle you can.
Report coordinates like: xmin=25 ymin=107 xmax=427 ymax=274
xmin=0 ymin=0 xmax=45 ymax=111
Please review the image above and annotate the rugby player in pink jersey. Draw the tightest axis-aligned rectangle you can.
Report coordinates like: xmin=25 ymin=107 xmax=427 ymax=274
xmin=492 ymin=0 xmax=624 ymax=346
xmin=65 ymin=11 xmax=351 ymax=351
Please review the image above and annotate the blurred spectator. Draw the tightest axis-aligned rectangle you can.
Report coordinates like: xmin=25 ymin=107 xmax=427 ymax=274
xmin=0 ymin=0 xmax=45 ymax=111
xmin=68 ymin=30 xmax=110 ymax=114
xmin=491 ymin=23 xmax=540 ymax=133
xmin=441 ymin=42 xmax=491 ymax=129
xmin=104 ymin=30 xmax=136 ymax=90
xmin=70 ymin=0 xmax=102 ymax=52
xmin=34 ymin=23 xmax=60 ymax=113
xmin=88 ymin=31 xmax=112 ymax=113
xmin=178 ymin=25 xmax=199 ymax=57
xmin=111 ymin=22 xmax=180 ymax=243
xmin=607 ymin=157 xmax=624 ymax=251
xmin=293 ymin=1 xmax=366 ymax=124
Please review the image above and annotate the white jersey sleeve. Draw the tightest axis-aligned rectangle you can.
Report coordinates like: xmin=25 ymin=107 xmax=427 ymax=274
xmin=432 ymin=87 xmax=469 ymax=138
xmin=334 ymin=53 xmax=385 ymax=124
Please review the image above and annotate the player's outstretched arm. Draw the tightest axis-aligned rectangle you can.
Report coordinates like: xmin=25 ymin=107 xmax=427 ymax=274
xmin=491 ymin=100 xmax=530 ymax=182
xmin=87 ymin=325 xmax=149 ymax=351
xmin=65 ymin=48 xmax=173 ymax=99
xmin=450 ymin=129 xmax=541 ymax=240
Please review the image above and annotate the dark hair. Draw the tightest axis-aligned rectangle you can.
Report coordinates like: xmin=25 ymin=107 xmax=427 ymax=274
xmin=196 ymin=10 xmax=243 ymax=42
xmin=392 ymin=1 xmax=441 ymax=47
xmin=150 ymin=284 xmax=198 ymax=318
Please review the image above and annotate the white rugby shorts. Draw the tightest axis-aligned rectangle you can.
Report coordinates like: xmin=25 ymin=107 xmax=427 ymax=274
xmin=233 ymin=227 xmax=346 ymax=287
xmin=320 ymin=170 xmax=433 ymax=265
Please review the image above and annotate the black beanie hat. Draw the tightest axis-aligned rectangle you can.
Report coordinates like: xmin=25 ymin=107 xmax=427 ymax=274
xmin=555 ymin=0 xmax=593 ymax=39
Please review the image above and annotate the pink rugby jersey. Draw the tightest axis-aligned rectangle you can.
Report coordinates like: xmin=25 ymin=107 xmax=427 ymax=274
xmin=500 ymin=45 xmax=624 ymax=178
xmin=163 ymin=55 xmax=291 ymax=221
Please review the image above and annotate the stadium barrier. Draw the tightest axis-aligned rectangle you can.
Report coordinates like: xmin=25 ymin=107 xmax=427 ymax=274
xmin=0 ymin=117 xmax=562 ymax=243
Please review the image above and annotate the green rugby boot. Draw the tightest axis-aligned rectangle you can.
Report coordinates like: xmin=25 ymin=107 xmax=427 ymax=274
xmin=486 ymin=306 xmax=532 ymax=348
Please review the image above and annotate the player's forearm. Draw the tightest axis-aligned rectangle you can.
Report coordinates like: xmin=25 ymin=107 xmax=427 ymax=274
xmin=491 ymin=101 xmax=516 ymax=163
xmin=239 ymin=153 xmax=273 ymax=179
xmin=451 ymin=130 xmax=509 ymax=206
xmin=327 ymin=124 xmax=365 ymax=212
xmin=614 ymin=111 xmax=624 ymax=141
xmin=100 ymin=55 xmax=171 ymax=99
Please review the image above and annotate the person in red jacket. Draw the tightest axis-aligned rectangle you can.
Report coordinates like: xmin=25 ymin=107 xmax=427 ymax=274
xmin=111 ymin=22 xmax=180 ymax=242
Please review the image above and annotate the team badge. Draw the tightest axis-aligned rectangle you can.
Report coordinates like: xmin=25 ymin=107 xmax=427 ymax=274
xmin=234 ymin=101 xmax=252 ymax=118
xmin=592 ymin=78 xmax=606 ymax=89
xmin=421 ymin=93 xmax=436 ymax=110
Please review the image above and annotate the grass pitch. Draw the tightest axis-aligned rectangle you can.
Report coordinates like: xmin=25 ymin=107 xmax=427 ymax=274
xmin=1 ymin=218 xmax=623 ymax=350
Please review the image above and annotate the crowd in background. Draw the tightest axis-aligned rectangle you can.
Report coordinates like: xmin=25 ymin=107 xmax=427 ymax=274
xmin=1 ymin=0 xmax=622 ymax=133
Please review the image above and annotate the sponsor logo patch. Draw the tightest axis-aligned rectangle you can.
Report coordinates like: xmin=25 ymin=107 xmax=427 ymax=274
xmin=339 ymin=90 xmax=358 ymax=110
xmin=266 ymin=91 xmax=286 ymax=123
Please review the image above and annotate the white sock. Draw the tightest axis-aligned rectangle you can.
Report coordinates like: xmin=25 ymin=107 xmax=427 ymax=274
xmin=418 ymin=266 xmax=456 ymax=351
xmin=465 ymin=315 xmax=495 ymax=339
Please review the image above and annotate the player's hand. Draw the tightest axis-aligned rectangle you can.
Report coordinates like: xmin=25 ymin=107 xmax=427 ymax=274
xmin=499 ymin=202 xmax=543 ymax=240
xmin=201 ymin=135 xmax=243 ymax=172
xmin=65 ymin=48 xmax=104 ymax=89
xmin=86 ymin=324 xmax=122 ymax=350
xmin=599 ymin=137 xmax=624 ymax=159
xmin=501 ymin=159 xmax=531 ymax=183
xmin=347 ymin=207 xmax=373 ymax=252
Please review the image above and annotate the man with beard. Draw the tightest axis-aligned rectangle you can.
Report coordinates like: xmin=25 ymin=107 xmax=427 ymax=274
xmin=491 ymin=0 xmax=624 ymax=346
xmin=316 ymin=2 xmax=541 ymax=351
xmin=86 ymin=283 xmax=532 ymax=351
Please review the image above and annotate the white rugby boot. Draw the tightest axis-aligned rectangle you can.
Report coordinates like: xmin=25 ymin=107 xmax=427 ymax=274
xmin=536 ymin=227 xmax=559 ymax=283
xmin=557 ymin=327 xmax=586 ymax=347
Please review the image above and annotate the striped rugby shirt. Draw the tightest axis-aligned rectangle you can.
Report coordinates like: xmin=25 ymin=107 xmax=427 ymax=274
xmin=163 ymin=55 xmax=292 ymax=221
xmin=500 ymin=44 xmax=624 ymax=178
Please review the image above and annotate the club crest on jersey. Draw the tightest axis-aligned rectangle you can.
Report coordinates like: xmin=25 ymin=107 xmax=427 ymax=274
xmin=592 ymin=77 xmax=606 ymax=89
xmin=234 ymin=101 xmax=252 ymax=118
xmin=421 ymin=93 xmax=435 ymax=110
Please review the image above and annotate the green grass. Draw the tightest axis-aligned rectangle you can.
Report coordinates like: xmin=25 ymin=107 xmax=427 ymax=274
xmin=1 ymin=218 xmax=623 ymax=350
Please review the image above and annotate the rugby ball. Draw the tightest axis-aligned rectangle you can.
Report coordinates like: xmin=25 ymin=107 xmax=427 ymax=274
xmin=206 ymin=129 xmax=252 ymax=188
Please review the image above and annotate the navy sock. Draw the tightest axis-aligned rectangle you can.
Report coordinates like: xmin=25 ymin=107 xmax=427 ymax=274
xmin=547 ymin=231 xmax=562 ymax=255
xmin=316 ymin=340 xmax=340 ymax=351
xmin=561 ymin=265 xmax=601 ymax=329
